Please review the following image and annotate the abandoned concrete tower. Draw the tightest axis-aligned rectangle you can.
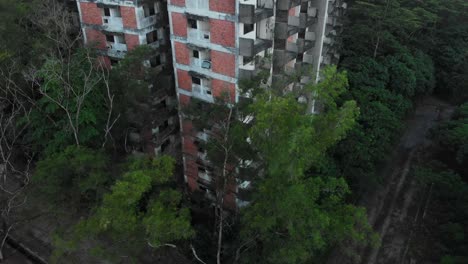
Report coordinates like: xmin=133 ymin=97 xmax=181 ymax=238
xmin=76 ymin=0 xmax=346 ymax=208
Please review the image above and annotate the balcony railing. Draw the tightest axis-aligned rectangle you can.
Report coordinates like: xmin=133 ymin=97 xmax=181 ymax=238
xmin=192 ymin=84 xmax=214 ymax=102
xmin=276 ymin=0 xmax=301 ymax=10
xmin=275 ymin=21 xmax=300 ymax=39
xmin=101 ymin=16 xmax=123 ymax=31
xmin=239 ymin=3 xmax=274 ymax=24
xmin=303 ymin=53 xmax=314 ymax=65
xmin=288 ymin=31 xmax=316 ymax=54
xmin=97 ymin=0 xmax=156 ymax=6
xmin=239 ymin=38 xmax=273 ymax=57
xmin=186 ymin=0 xmax=209 ymax=10
xmin=140 ymin=14 xmax=158 ymax=28
xmin=288 ymin=13 xmax=317 ymax=29
xmin=190 ymin=58 xmax=213 ymax=79
xmin=188 ymin=29 xmax=210 ymax=46
xmin=106 ymin=42 xmax=127 ymax=58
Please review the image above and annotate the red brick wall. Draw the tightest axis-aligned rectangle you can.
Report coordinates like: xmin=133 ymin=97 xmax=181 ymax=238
xmin=98 ymin=56 xmax=111 ymax=69
xmin=185 ymin=159 xmax=198 ymax=191
xmin=174 ymin=42 xmax=190 ymax=65
xmin=80 ymin=3 xmax=102 ymax=25
xmin=121 ymin=6 xmax=137 ymax=28
xmin=212 ymin=79 xmax=235 ymax=101
xmin=177 ymin=69 xmax=192 ymax=91
xmin=170 ymin=0 xmax=185 ymax=7
xmin=171 ymin=13 xmax=187 ymax=37
xmin=182 ymin=119 xmax=194 ymax=135
xmin=125 ymin=34 xmax=140 ymax=51
xmin=179 ymin=93 xmax=191 ymax=106
xmin=212 ymin=51 xmax=235 ymax=77
xmin=85 ymin=28 xmax=106 ymax=49
xmin=209 ymin=0 xmax=235 ymax=14
xmin=183 ymin=135 xmax=197 ymax=156
xmin=210 ymin=19 xmax=235 ymax=47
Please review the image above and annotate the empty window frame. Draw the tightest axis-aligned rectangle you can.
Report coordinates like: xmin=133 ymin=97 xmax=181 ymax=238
xmin=244 ymin=23 xmax=254 ymax=34
xmin=192 ymin=77 xmax=201 ymax=85
xmin=149 ymin=54 xmax=161 ymax=67
xmin=103 ymin=7 xmax=111 ymax=16
xmin=105 ymin=34 xmax=114 ymax=42
xmin=146 ymin=30 xmax=158 ymax=44
xmin=188 ymin=18 xmax=198 ymax=29
xmin=144 ymin=4 xmax=156 ymax=17
xmin=161 ymin=138 xmax=171 ymax=153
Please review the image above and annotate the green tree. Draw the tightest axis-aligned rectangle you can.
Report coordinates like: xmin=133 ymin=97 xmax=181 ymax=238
xmin=238 ymin=67 xmax=374 ymax=263
xmin=432 ymin=103 xmax=468 ymax=166
xmin=52 ymin=156 xmax=193 ymax=263
xmin=23 ymin=48 xmax=115 ymax=154
xmin=33 ymin=145 xmax=111 ymax=210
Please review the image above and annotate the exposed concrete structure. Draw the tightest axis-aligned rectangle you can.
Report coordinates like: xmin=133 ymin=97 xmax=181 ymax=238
xmin=167 ymin=0 xmax=346 ymax=208
xmin=76 ymin=0 xmax=346 ymax=208
xmin=76 ymin=0 xmax=181 ymax=159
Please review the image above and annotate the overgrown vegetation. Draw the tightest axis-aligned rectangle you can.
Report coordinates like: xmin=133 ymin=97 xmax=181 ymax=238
xmin=332 ymin=0 xmax=468 ymax=195
xmin=0 ymin=0 xmax=466 ymax=263
xmin=410 ymin=103 xmax=468 ymax=263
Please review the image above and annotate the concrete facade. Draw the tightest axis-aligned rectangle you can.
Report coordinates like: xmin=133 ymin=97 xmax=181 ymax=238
xmin=76 ymin=0 xmax=181 ymax=161
xmin=77 ymin=0 xmax=347 ymax=209
xmin=167 ymin=0 xmax=346 ymax=209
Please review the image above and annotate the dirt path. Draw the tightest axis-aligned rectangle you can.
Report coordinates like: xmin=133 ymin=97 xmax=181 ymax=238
xmin=327 ymin=96 xmax=454 ymax=264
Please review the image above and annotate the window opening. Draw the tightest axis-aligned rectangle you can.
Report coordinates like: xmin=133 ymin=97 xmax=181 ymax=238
xmin=103 ymin=8 xmax=111 ymax=16
xmin=192 ymin=77 xmax=201 ymax=85
xmin=146 ymin=31 xmax=158 ymax=44
xmin=244 ymin=23 xmax=254 ymax=34
xmin=106 ymin=34 xmax=114 ymax=42
xmin=188 ymin=19 xmax=197 ymax=29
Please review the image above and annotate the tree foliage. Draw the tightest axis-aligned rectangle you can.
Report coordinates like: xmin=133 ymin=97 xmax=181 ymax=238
xmin=33 ymin=145 xmax=110 ymax=209
xmin=239 ymin=67 xmax=374 ymax=263
xmin=52 ymin=156 xmax=193 ymax=263
xmin=22 ymin=49 xmax=111 ymax=154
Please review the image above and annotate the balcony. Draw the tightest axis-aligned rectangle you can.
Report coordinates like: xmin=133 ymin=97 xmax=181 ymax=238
xmin=192 ymin=83 xmax=214 ymax=102
xmin=286 ymin=39 xmax=314 ymax=54
xmin=273 ymin=49 xmax=296 ymax=70
xmin=106 ymin=42 xmax=127 ymax=58
xmin=275 ymin=21 xmax=300 ymax=39
xmin=190 ymin=57 xmax=213 ymax=77
xmin=239 ymin=3 xmax=274 ymax=24
xmin=239 ymin=68 xmax=254 ymax=80
xmin=101 ymin=16 xmax=123 ymax=32
xmin=239 ymin=58 xmax=256 ymax=79
xmin=303 ymin=52 xmax=314 ymax=65
xmin=97 ymin=0 xmax=159 ymax=6
xmin=140 ymin=14 xmax=159 ymax=28
xmin=305 ymin=30 xmax=316 ymax=42
xmin=152 ymin=124 xmax=176 ymax=145
xmin=288 ymin=13 xmax=317 ymax=29
xmin=188 ymin=29 xmax=210 ymax=46
xmin=186 ymin=0 xmax=209 ymax=10
xmin=277 ymin=0 xmax=301 ymax=11
xmin=239 ymin=37 xmax=273 ymax=57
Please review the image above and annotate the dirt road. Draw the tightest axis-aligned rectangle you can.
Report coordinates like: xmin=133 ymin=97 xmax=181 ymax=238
xmin=328 ymin=97 xmax=454 ymax=264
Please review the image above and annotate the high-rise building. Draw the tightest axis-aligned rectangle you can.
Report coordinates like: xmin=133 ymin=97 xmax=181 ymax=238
xmin=167 ymin=0 xmax=346 ymax=209
xmin=76 ymin=0 xmax=347 ymax=208
xmin=76 ymin=0 xmax=181 ymax=159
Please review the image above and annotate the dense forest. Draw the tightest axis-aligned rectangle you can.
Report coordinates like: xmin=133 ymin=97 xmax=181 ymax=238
xmin=0 ymin=0 xmax=467 ymax=263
